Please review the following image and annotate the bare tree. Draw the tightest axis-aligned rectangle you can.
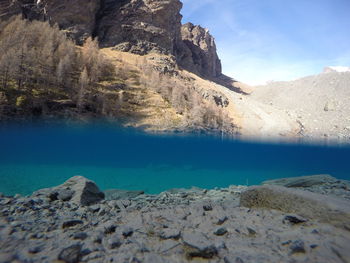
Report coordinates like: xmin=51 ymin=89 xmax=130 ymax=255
xmin=77 ymin=67 xmax=89 ymax=112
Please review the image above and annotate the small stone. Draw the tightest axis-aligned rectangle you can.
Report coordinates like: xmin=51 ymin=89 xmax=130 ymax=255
xmin=284 ymin=215 xmax=308 ymax=224
xmin=282 ymin=240 xmax=292 ymax=246
xmin=73 ymin=232 xmax=88 ymax=240
xmin=311 ymin=229 xmax=319 ymax=234
xmin=122 ymin=227 xmax=133 ymax=238
xmin=103 ymin=223 xmax=117 ymax=234
xmin=247 ymin=227 xmax=256 ymax=236
xmin=58 ymin=244 xmax=82 ymax=263
xmin=203 ymin=204 xmax=213 ymax=211
xmin=108 ymin=236 xmax=122 ymax=249
xmin=310 ymin=244 xmax=318 ymax=249
xmin=28 ymin=246 xmax=43 ymax=254
xmin=216 ymin=216 xmax=228 ymax=225
xmin=290 ymin=240 xmax=306 ymax=254
xmin=235 ymin=257 xmax=245 ymax=263
xmin=62 ymin=220 xmax=83 ymax=229
xmin=214 ymin=227 xmax=228 ymax=236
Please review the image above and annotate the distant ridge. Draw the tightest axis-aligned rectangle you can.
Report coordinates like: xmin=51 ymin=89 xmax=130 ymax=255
xmin=323 ymin=66 xmax=350 ymax=73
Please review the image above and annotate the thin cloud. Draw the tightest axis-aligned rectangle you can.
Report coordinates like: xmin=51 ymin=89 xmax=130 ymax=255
xmin=181 ymin=0 xmax=350 ymax=85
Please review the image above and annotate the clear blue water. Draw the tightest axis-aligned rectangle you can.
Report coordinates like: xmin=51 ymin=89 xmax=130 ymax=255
xmin=0 ymin=122 xmax=349 ymax=196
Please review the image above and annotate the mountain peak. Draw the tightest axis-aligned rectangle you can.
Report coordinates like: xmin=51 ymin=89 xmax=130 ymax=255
xmin=323 ymin=66 xmax=350 ymax=73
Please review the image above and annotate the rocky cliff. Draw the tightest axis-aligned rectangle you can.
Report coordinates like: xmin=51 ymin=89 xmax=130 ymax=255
xmin=0 ymin=0 xmax=223 ymax=80
xmin=180 ymin=22 xmax=222 ymax=78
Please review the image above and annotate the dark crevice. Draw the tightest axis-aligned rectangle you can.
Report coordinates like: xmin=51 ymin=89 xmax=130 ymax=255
xmin=92 ymin=0 xmax=127 ymax=42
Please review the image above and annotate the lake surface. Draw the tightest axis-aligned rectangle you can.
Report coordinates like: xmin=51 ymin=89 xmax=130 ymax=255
xmin=0 ymin=122 xmax=349 ymax=196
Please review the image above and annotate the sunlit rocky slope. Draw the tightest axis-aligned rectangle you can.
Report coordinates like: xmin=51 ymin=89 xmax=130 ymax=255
xmin=251 ymin=69 xmax=350 ymax=142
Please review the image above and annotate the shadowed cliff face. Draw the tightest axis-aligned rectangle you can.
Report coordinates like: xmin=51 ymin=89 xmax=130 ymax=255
xmin=0 ymin=0 xmax=223 ymax=79
xmin=95 ymin=0 xmax=183 ymax=55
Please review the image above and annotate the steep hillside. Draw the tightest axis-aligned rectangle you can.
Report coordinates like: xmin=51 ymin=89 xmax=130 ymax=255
xmin=99 ymin=48 xmax=240 ymax=133
xmin=251 ymin=71 xmax=350 ymax=142
xmin=0 ymin=17 xmax=240 ymax=134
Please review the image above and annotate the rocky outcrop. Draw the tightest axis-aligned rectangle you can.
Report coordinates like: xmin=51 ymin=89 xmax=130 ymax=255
xmin=96 ymin=0 xmax=183 ymax=56
xmin=0 ymin=0 xmax=100 ymax=44
xmin=44 ymin=0 xmax=100 ymax=44
xmin=33 ymin=176 xmax=105 ymax=206
xmin=0 ymin=0 xmax=224 ymax=79
xmin=179 ymin=22 xmax=222 ymax=78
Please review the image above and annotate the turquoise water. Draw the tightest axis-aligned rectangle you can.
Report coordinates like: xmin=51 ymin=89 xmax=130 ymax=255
xmin=0 ymin=122 xmax=349 ymax=196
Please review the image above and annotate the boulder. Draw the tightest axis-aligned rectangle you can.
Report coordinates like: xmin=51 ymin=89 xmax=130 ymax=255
xmin=262 ymin=174 xmax=338 ymax=188
xmin=240 ymin=185 xmax=350 ymax=229
xmin=34 ymin=176 xmax=104 ymax=206
xmin=58 ymin=244 xmax=82 ymax=263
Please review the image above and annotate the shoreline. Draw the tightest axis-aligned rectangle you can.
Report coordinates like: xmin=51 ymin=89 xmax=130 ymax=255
xmin=1 ymin=175 xmax=350 ymax=262
xmin=1 ymin=119 xmax=350 ymax=146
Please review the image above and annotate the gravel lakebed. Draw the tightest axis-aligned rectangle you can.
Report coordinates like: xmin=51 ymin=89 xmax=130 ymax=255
xmin=0 ymin=175 xmax=350 ymax=263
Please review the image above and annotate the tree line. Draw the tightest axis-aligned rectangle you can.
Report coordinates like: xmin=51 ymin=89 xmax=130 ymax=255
xmin=0 ymin=16 xmax=115 ymax=118
xmin=0 ymin=16 xmax=236 ymax=134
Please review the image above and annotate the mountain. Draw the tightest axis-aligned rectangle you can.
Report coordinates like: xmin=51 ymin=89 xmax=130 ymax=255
xmin=0 ymin=1 xmax=246 ymax=134
xmin=323 ymin=66 xmax=350 ymax=73
xmin=0 ymin=0 xmax=224 ymax=81
xmin=251 ymin=70 xmax=350 ymax=143
xmin=0 ymin=0 xmax=348 ymax=143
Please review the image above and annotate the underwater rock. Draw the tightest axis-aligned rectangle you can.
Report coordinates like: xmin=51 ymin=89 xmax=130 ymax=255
xmin=34 ymin=176 xmax=104 ymax=206
xmin=1 ymin=176 xmax=350 ymax=262
xmin=104 ymin=189 xmax=144 ymax=201
xmin=240 ymin=185 xmax=350 ymax=229
xmin=262 ymin=174 xmax=338 ymax=188
xmin=58 ymin=244 xmax=83 ymax=263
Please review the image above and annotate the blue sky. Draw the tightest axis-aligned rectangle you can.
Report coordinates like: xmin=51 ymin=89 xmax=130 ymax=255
xmin=181 ymin=0 xmax=350 ymax=85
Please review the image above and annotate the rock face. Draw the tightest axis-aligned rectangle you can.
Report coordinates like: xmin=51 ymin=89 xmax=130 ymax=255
xmin=0 ymin=0 xmax=223 ymax=79
xmin=96 ymin=0 xmax=183 ymax=56
xmin=180 ymin=22 xmax=222 ymax=78
xmin=240 ymin=185 xmax=350 ymax=229
xmin=44 ymin=0 xmax=100 ymax=44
